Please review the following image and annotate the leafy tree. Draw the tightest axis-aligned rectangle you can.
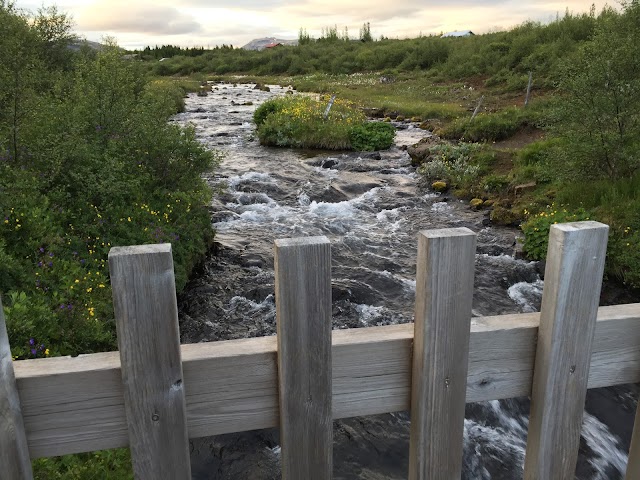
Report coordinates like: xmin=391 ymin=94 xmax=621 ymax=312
xmin=298 ymin=27 xmax=311 ymax=45
xmin=0 ymin=1 xmax=40 ymax=165
xmin=555 ymin=1 xmax=640 ymax=179
xmin=32 ymin=5 xmax=77 ymax=70
xmin=360 ymin=22 xmax=372 ymax=42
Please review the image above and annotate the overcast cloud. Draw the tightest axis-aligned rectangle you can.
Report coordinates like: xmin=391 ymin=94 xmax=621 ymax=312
xmin=15 ymin=0 xmax=613 ymax=49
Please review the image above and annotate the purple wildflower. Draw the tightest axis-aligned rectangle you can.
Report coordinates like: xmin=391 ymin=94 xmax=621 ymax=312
xmin=31 ymin=349 xmax=37 ymax=355
xmin=29 ymin=338 xmax=35 ymax=345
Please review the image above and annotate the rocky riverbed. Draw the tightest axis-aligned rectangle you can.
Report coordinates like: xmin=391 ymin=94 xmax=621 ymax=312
xmin=173 ymin=83 xmax=638 ymax=479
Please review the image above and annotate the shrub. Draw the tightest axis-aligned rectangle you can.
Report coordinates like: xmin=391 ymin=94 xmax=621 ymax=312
xmin=441 ymin=107 xmax=533 ymax=142
xmin=0 ymin=39 xmax=220 ymax=359
xmin=253 ymin=97 xmax=288 ymax=126
xmin=607 ymin=223 xmax=640 ymax=288
xmin=553 ymin=2 xmax=640 ymax=179
xmin=520 ymin=204 xmax=591 ymax=260
xmin=349 ymin=122 xmax=395 ymax=151
xmin=417 ymin=143 xmax=482 ymax=187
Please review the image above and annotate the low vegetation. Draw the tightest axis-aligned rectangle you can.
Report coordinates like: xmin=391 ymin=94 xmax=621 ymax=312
xmin=1 ymin=4 xmax=219 ymax=476
xmin=142 ymin=8 xmax=600 ymax=88
xmin=254 ymin=95 xmax=394 ymax=150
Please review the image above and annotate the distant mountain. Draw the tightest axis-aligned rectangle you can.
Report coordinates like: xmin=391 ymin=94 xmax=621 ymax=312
xmin=67 ymin=39 xmax=105 ymax=52
xmin=242 ymin=37 xmax=298 ymax=51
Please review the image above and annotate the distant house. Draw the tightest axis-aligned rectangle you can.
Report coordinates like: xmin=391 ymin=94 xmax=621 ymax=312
xmin=441 ymin=30 xmax=475 ymax=38
xmin=264 ymin=42 xmax=283 ymax=49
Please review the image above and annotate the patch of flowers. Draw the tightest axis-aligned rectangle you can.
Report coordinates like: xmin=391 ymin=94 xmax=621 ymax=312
xmin=254 ymin=95 xmax=394 ymax=150
xmin=520 ymin=204 xmax=591 ymax=260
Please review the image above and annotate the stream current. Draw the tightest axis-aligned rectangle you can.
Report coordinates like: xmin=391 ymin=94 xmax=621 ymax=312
xmin=173 ymin=83 xmax=638 ymax=479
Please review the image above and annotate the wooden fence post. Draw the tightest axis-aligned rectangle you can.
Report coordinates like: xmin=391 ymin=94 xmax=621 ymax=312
xmin=109 ymin=244 xmax=191 ymax=479
xmin=524 ymin=71 xmax=533 ymax=107
xmin=523 ymin=221 xmax=609 ymax=479
xmin=275 ymin=237 xmax=332 ymax=480
xmin=471 ymin=95 xmax=484 ymax=120
xmin=0 ymin=297 xmax=34 ymax=480
xmin=408 ymin=227 xmax=477 ymax=480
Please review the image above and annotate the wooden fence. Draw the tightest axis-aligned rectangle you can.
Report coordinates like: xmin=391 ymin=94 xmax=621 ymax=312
xmin=2 ymin=221 xmax=640 ymax=479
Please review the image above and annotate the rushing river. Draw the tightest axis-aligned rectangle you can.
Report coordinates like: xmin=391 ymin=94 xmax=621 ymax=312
xmin=173 ymin=83 xmax=638 ymax=479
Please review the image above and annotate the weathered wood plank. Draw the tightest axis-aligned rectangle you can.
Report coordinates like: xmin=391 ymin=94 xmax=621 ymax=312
xmin=275 ymin=237 xmax=332 ymax=480
xmin=109 ymin=244 xmax=191 ymax=479
xmin=523 ymin=222 xmax=609 ymax=479
xmin=0 ymin=297 xmax=34 ymax=480
xmin=625 ymin=401 xmax=640 ymax=479
xmin=11 ymin=304 xmax=640 ymax=459
xmin=409 ymin=228 xmax=476 ymax=479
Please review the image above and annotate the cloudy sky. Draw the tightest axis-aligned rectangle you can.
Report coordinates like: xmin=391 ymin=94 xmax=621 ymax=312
xmin=16 ymin=0 xmax=611 ymax=50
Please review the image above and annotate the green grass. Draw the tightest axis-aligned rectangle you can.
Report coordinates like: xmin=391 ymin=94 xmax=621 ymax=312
xmin=254 ymin=95 xmax=395 ymax=150
xmin=34 ymin=450 xmax=133 ymax=479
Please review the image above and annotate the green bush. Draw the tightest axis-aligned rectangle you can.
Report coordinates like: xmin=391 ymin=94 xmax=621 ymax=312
xmin=0 ymin=14 xmax=220 ymax=360
xmin=441 ymin=107 xmax=535 ymax=142
xmin=553 ymin=1 xmax=640 ymax=179
xmin=253 ymin=97 xmax=288 ymax=126
xmin=607 ymin=223 xmax=640 ymax=288
xmin=349 ymin=122 xmax=395 ymax=151
xmin=512 ymin=138 xmax=560 ymax=184
xmin=520 ymin=204 xmax=591 ymax=260
xmin=417 ymin=143 xmax=482 ymax=187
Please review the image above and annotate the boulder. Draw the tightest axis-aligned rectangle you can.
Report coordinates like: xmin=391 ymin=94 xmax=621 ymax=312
xmin=431 ymin=181 xmax=448 ymax=192
xmin=470 ymin=198 xmax=484 ymax=209
xmin=490 ymin=206 xmax=522 ymax=227
xmin=407 ymin=136 xmax=441 ymax=167
xmin=362 ymin=107 xmax=384 ymax=118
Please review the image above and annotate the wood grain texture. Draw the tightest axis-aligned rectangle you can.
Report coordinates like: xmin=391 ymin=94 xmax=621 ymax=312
xmin=10 ymin=304 xmax=640 ymax=459
xmin=275 ymin=237 xmax=332 ymax=480
xmin=409 ymin=228 xmax=476 ymax=480
xmin=109 ymin=244 xmax=191 ymax=479
xmin=0 ymin=297 xmax=34 ymax=480
xmin=524 ymin=222 xmax=609 ymax=480
xmin=625 ymin=401 xmax=640 ymax=479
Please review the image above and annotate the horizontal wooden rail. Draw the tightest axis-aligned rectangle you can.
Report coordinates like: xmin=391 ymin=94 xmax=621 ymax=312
xmin=13 ymin=303 xmax=640 ymax=459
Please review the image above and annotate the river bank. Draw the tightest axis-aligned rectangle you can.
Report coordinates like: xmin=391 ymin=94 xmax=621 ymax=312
xmin=174 ymin=82 xmax=637 ymax=479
